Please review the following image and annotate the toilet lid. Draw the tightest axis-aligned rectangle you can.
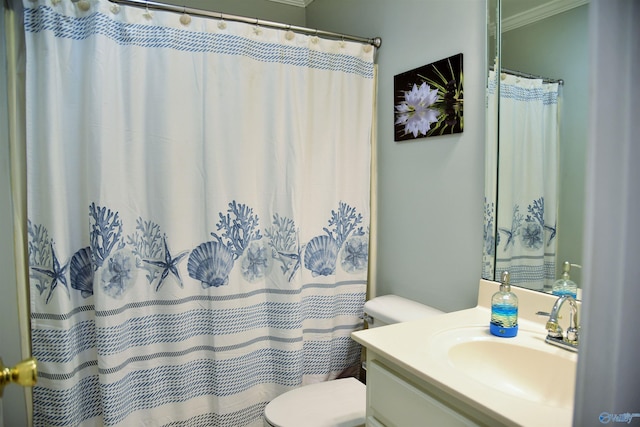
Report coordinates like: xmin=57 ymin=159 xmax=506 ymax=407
xmin=264 ymin=377 xmax=366 ymax=427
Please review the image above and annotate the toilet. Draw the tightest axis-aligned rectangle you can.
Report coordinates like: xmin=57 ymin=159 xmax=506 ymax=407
xmin=263 ymin=294 xmax=443 ymax=427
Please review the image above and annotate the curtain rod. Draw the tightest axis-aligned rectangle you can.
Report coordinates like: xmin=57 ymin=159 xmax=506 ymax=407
xmin=493 ymin=67 xmax=564 ymax=85
xmin=107 ymin=0 xmax=382 ymax=49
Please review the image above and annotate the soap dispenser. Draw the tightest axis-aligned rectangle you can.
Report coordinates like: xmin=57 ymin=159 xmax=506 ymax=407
xmin=490 ymin=271 xmax=518 ymax=337
xmin=552 ymin=261 xmax=578 ymax=298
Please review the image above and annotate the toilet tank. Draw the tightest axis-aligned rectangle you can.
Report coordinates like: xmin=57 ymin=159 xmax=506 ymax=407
xmin=363 ymin=294 xmax=443 ymax=328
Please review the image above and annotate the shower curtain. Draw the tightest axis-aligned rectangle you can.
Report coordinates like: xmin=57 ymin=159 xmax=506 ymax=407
xmin=22 ymin=1 xmax=376 ymax=426
xmin=484 ymin=71 xmax=560 ymax=291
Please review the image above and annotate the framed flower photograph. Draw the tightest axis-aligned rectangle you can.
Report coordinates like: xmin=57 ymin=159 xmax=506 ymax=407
xmin=394 ymin=53 xmax=463 ymax=141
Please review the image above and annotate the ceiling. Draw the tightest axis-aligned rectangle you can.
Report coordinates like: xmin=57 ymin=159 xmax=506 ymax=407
xmin=268 ymin=0 xmax=589 ymax=26
xmin=265 ymin=0 xmax=314 ymax=7
xmin=502 ymin=0 xmax=588 ymax=31
xmin=264 ymin=0 xmax=588 ymax=32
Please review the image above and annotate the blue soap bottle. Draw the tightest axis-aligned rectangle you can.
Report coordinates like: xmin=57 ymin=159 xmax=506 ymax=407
xmin=490 ymin=271 xmax=518 ymax=337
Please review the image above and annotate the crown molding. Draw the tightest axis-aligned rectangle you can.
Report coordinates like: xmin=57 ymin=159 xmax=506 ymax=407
xmin=502 ymin=0 xmax=589 ymax=32
xmin=265 ymin=0 xmax=314 ymax=7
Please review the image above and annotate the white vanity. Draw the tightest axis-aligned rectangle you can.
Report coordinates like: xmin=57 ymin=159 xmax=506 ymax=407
xmin=351 ymin=280 xmax=579 ymax=427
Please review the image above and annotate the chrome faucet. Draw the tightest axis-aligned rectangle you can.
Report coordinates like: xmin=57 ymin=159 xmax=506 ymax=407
xmin=545 ymin=295 xmax=579 ymax=352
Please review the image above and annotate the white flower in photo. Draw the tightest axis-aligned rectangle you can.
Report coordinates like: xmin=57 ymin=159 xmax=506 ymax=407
xmin=395 ymin=82 xmax=440 ymax=137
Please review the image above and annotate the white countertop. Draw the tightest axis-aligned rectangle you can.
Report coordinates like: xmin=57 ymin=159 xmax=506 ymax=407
xmin=351 ymin=280 xmax=578 ymax=427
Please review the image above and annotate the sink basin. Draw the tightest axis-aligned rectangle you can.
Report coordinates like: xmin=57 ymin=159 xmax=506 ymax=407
xmin=430 ymin=326 xmax=577 ymax=409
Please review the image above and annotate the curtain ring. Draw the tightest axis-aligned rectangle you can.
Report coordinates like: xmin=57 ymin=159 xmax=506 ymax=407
xmin=253 ymin=18 xmax=262 ymax=35
xmin=180 ymin=6 xmax=191 ymax=25
xmin=143 ymin=1 xmax=153 ymax=19
xmin=285 ymin=25 xmax=294 ymax=41
xmin=217 ymin=13 xmax=226 ymax=29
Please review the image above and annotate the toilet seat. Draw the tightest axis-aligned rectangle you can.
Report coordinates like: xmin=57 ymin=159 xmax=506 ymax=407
xmin=263 ymin=377 xmax=366 ymax=427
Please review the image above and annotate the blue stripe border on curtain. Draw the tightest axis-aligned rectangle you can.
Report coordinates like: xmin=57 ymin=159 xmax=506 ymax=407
xmin=488 ymin=77 xmax=558 ymax=104
xmin=23 ymin=5 xmax=375 ymax=78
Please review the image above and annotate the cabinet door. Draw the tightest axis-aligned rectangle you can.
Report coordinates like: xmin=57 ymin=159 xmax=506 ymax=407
xmin=367 ymin=361 xmax=480 ymax=427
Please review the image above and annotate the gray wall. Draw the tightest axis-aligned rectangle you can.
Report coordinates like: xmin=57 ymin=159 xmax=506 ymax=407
xmin=163 ymin=0 xmax=306 ymax=26
xmin=502 ymin=5 xmax=588 ymax=286
xmin=307 ymin=0 xmax=486 ymax=312
xmin=575 ymin=0 xmax=640 ymax=422
xmin=1 ymin=2 xmax=26 ymax=425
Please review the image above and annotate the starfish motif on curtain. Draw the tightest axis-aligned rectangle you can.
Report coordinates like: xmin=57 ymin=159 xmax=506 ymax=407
xmin=544 ymin=222 xmax=557 ymax=247
xmin=143 ymin=237 xmax=188 ymax=291
xmin=32 ymin=243 xmax=69 ymax=304
xmin=498 ymin=227 xmax=515 ymax=251
xmin=276 ymin=246 xmax=304 ymax=282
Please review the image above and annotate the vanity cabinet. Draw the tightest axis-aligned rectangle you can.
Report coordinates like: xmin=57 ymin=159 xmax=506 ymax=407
xmin=365 ymin=353 xmax=496 ymax=427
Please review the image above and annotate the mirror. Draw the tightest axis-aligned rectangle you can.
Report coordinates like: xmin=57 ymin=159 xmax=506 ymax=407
xmin=484 ymin=0 xmax=589 ymax=294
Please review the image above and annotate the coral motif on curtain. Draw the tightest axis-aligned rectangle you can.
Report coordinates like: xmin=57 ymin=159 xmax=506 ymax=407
xmin=23 ymin=1 xmax=375 ymax=426
xmin=29 ymin=201 xmax=368 ymax=299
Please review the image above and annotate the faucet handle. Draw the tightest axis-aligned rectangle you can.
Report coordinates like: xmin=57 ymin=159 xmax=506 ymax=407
xmin=546 ymin=320 xmax=563 ymax=338
xmin=566 ymin=326 xmax=579 ymax=344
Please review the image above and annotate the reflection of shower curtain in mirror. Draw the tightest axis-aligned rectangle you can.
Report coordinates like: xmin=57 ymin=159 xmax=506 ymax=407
xmin=484 ymin=71 xmax=560 ymax=291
